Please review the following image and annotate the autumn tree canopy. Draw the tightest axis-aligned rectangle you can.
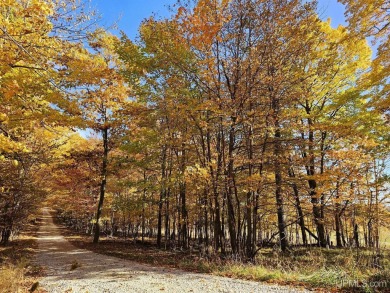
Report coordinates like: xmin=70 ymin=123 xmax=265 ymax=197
xmin=1 ymin=0 xmax=388 ymax=259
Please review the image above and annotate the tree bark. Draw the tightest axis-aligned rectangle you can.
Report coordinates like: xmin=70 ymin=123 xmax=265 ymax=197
xmin=334 ymin=181 xmax=343 ymax=247
xmin=93 ymin=127 xmax=109 ymax=244
xmin=288 ymin=164 xmax=308 ymax=246
xmin=157 ymin=146 xmax=167 ymax=248
xmin=274 ymin=126 xmax=288 ymax=252
xmin=226 ymin=120 xmax=237 ymax=254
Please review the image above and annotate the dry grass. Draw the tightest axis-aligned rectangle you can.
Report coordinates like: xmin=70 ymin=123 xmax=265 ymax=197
xmin=226 ymin=248 xmax=389 ymax=291
xmin=0 ymin=220 xmax=44 ymax=293
xmin=0 ymin=263 xmax=24 ymax=293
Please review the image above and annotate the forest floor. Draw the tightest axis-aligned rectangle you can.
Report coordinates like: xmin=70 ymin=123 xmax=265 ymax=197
xmin=33 ymin=208 xmax=311 ymax=293
xmin=62 ymin=225 xmax=390 ymax=292
xmin=57 ymin=223 xmax=390 ymax=292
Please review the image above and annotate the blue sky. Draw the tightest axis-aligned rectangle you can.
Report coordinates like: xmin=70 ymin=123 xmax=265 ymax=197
xmin=93 ymin=0 xmax=347 ymax=39
xmin=93 ymin=0 xmax=177 ymax=38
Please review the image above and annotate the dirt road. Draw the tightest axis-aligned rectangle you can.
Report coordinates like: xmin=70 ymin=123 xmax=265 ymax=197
xmin=36 ymin=208 xmax=309 ymax=292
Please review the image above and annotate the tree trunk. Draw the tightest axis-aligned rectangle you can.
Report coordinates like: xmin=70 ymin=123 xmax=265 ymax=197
xmin=179 ymin=181 xmax=188 ymax=249
xmin=245 ymin=123 xmax=254 ymax=259
xmin=142 ymin=171 xmax=146 ymax=244
xmin=207 ymin=124 xmax=223 ymax=253
xmin=309 ymin=179 xmax=327 ymax=247
xmin=288 ymin=165 xmax=307 ymax=246
xmin=302 ymin=112 xmax=326 ymax=248
xmin=334 ymin=181 xmax=343 ymax=247
xmin=1 ymin=228 xmax=11 ymax=245
xmin=157 ymin=146 xmax=167 ymax=248
xmin=226 ymin=120 xmax=237 ymax=254
xmin=93 ymin=127 xmax=109 ymax=244
xmin=292 ymin=183 xmax=307 ymax=246
xmin=179 ymin=142 xmax=188 ymax=249
xmin=274 ymin=126 xmax=288 ymax=252
xmin=354 ymin=223 xmax=359 ymax=248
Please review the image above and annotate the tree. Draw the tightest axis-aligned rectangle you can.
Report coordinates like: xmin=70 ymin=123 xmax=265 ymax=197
xmin=340 ymin=0 xmax=389 ymax=249
xmin=72 ymin=32 xmax=129 ymax=243
xmin=21 ymin=0 xmax=386 ymax=261
xmin=293 ymin=20 xmax=371 ymax=247
xmin=0 ymin=127 xmax=76 ymax=244
xmin=0 ymin=0 xmax=104 ymax=242
xmin=340 ymin=0 xmax=389 ymax=114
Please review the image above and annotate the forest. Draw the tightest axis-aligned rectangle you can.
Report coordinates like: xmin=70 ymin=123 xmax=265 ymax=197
xmin=0 ymin=0 xmax=389 ymax=280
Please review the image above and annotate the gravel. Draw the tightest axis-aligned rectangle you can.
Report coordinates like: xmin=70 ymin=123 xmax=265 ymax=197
xmin=36 ymin=208 xmax=311 ymax=293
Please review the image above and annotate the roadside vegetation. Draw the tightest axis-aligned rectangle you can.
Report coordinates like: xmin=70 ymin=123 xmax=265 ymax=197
xmin=0 ymin=218 xmax=42 ymax=293
xmin=57 ymin=216 xmax=389 ymax=292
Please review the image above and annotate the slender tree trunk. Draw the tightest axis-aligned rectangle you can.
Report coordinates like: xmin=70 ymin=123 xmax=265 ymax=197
xmin=274 ymin=126 xmax=288 ymax=252
xmin=1 ymin=227 xmax=11 ymax=245
xmin=288 ymin=164 xmax=307 ymax=246
xmin=270 ymin=84 xmax=288 ymax=252
xmin=354 ymin=223 xmax=359 ymax=248
xmin=334 ymin=180 xmax=343 ymax=247
xmin=164 ymin=188 xmax=171 ymax=247
xmin=227 ymin=119 xmax=237 ymax=254
xmin=157 ymin=189 xmax=164 ymax=248
xmin=246 ymin=124 xmax=254 ymax=259
xmin=208 ymin=124 xmax=223 ymax=253
xmin=309 ymin=179 xmax=326 ymax=247
xmin=373 ymin=160 xmax=380 ymax=250
xmin=307 ymin=117 xmax=326 ymax=247
xmin=142 ymin=171 xmax=146 ymax=244
xmin=180 ymin=145 xmax=188 ymax=249
xmin=292 ymin=183 xmax=307 ymax=246
xmin=179 ymin=181 xmax=188 ymax=248
xmin=157 ymin=146 xmax=167 ymax=248
xmin=203 ymin=188 xmax=209 ymax=246
xmin=301 ymin=108 xmax=327 ymax=248
xmin=93 ymin=127 xmax=109 ymax=244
